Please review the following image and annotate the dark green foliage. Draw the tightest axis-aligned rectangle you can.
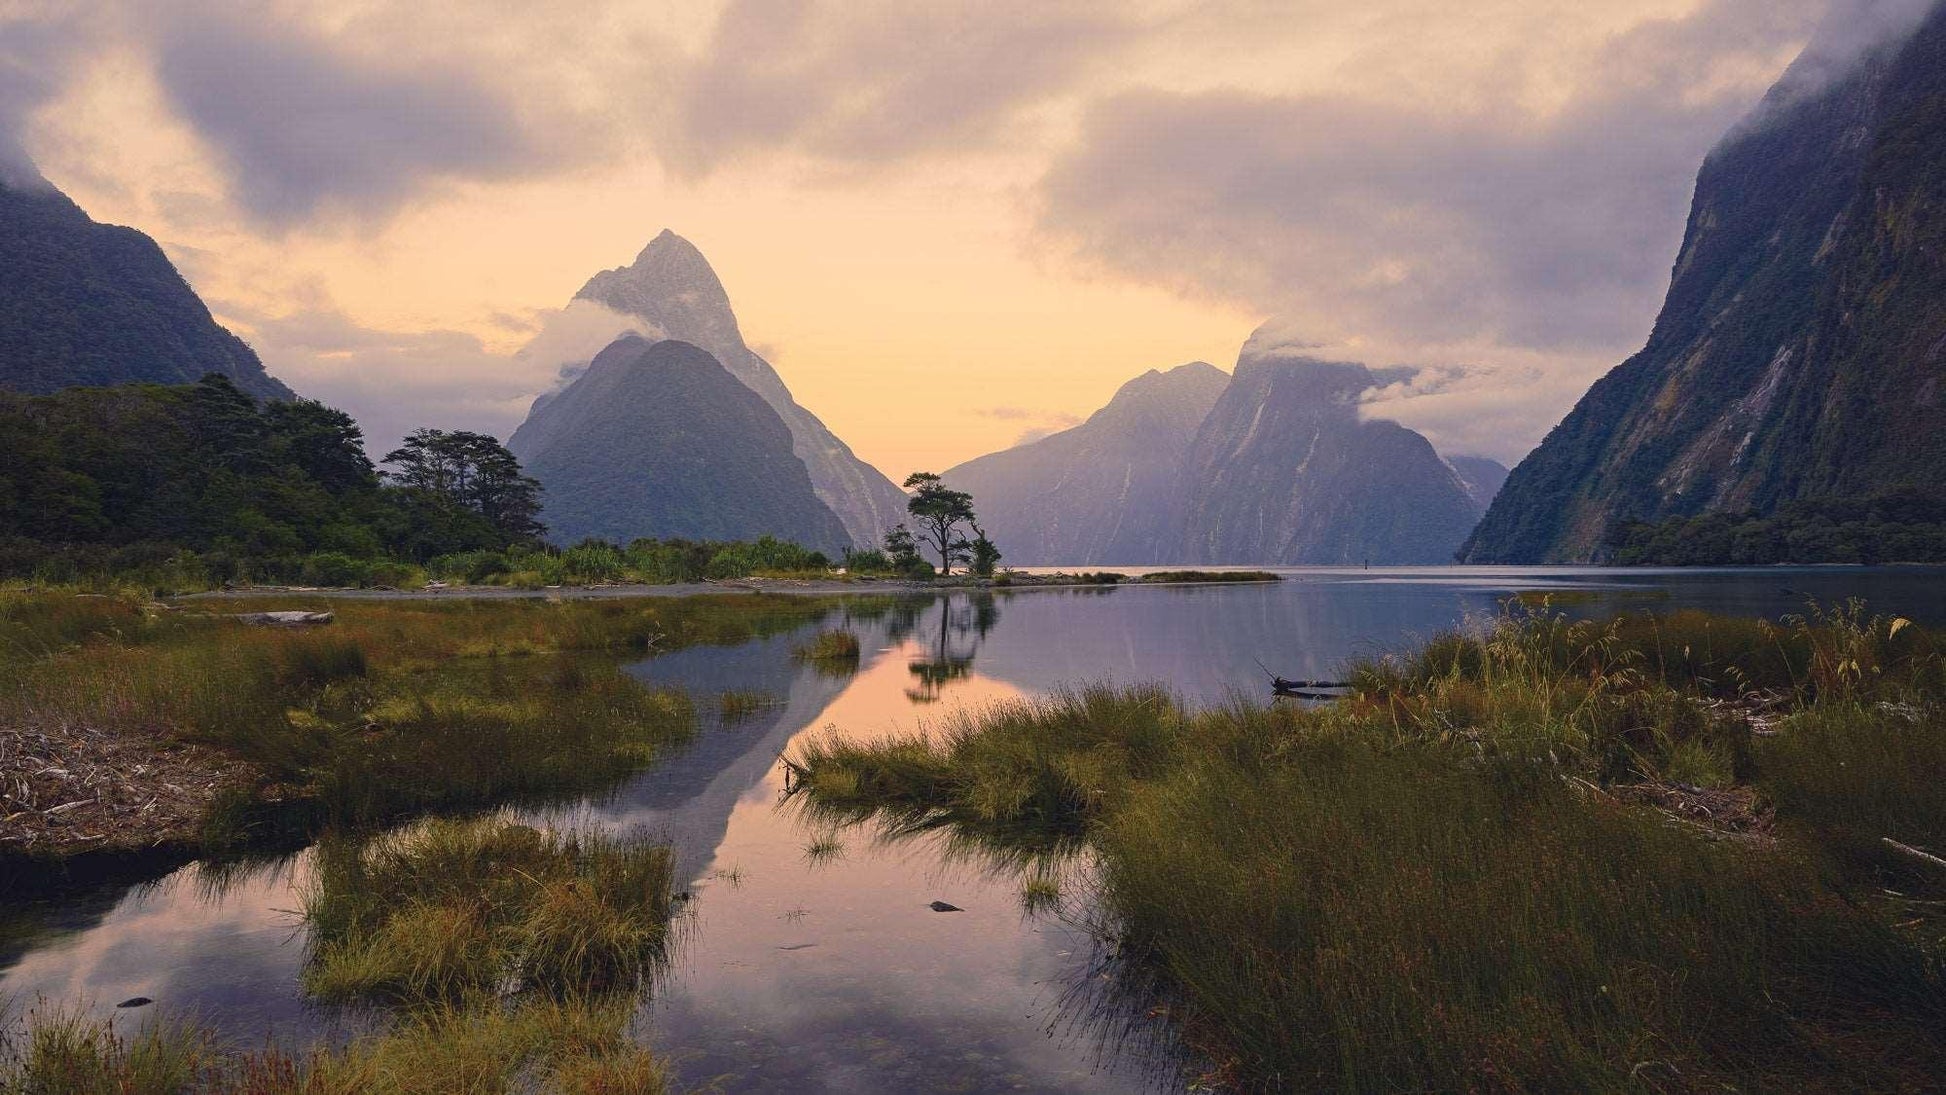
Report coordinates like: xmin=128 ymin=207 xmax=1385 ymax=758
xmin=880 ymin=524 xmax=935 ymax=577
xmin=1605 ymin=489 xmax=1946 ymax=564
xmin=0 ymin=376 xmax=381 ymax=566
xmin=382 ymin=429 xmax=544 ymax=549
xmin=0 ymin=378 xmax=540 ymax=581
xmin=0 ymin=179 xmax=293 ymax=400
xmin=1467 ymin=10 xmax=1946 ymax=562
xmin=967 ymin=523 xmax=1001 ymax=578
xmin=902 ymin=472 xmax=975 ymax=575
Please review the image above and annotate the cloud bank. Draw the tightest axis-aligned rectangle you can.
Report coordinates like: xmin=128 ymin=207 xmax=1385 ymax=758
xmin=4 ymin=0 xmax=1936 ymax=465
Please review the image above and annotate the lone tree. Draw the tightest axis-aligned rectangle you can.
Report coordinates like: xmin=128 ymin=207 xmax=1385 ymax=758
xmin=903 ymin=472 xmax=975 ymax=575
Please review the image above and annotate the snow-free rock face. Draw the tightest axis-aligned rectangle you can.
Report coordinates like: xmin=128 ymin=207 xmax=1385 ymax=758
xmin=942 ymin=362 xmax=1228 ymax=564
xmin=1463 ymin=6 xmax=1946 ymax=562
xmin=508 ymin=335 xmax=850 ymax=553
xmin=572 ymin=231 xmax=907 ymax=548
xmin=0 ymin=175 xmax=293 ymax=400
xmin=943 ymin=345 xmax=1484 ymax=566
xmin=1447 ymin=455 xmax=1511 ymax=512
xmin=1178 ymin=356 xmax=1482 ymax=565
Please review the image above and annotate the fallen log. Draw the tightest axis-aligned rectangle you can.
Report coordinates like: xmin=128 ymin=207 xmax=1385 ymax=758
xmin=228 ymin=611 xmax=335 ymax=627
xmin=1255 ymin=658 xmax=1349 ymax=696
xmin=1883 ymin=837 xmax=1946 ymax=870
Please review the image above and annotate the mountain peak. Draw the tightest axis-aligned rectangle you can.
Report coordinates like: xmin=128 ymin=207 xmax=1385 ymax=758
xmin=550 ymin=231 xmax=909 ymax=547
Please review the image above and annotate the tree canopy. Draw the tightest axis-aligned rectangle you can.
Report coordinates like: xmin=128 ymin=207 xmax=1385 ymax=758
xmin=0 ymin=376 xmax=545 ymax=576
xmin=903 ymin=472 xmax=975 ymax=575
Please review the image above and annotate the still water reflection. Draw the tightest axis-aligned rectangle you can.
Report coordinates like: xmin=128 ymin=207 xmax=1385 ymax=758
xmin=5 ymin=566 xmax=1945 ymax=1092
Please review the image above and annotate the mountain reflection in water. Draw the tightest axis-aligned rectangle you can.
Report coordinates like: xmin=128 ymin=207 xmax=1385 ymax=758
xmin=5 ymin=567 xmax=1946 ymax=1093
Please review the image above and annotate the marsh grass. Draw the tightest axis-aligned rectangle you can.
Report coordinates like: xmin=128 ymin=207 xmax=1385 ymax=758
xmin=0 ymin=995 xmax=665 ymax=1094
xmin=301 ymin=817 xmax=675 ymax=1005
xmin=0 ymin=591 xmax=874 ymax=854
xmin=716 ymin=689 xmax=779 ymax=723
xmin=791 ymin=628 xmax=862 ymax=678
xmin=789 ymin=606 xmax=1946 ymax=1091
xmin=0 ymin=1006 xmax=213 ymax=1093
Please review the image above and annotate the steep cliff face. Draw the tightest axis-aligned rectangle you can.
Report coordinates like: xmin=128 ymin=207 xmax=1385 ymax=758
xmin=508 ymin=335 xmax=850 ymax=553
xmin=1180 ymin=358 xmax=1481 ymax=565
xmin=1447 ymin=455 xmax=1511 ymax=512
xmin=573 ymin=231 xmax=907 ymax=547
xmin=1464 ymin=6 xmax=1946 ymax=562
xmin=0 ymin=177 xmax=293 ymax=400
xmin=941 ymin=362 xmax=1228 ymax=563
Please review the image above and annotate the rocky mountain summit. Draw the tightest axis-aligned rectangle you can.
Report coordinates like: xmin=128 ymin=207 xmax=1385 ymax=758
xmin=943 ymin=362 xmax=1228 ymax=563
xmin=1179 ymin=356 xmax=1481 ymax=565
xmin=947 ymin=342 xmax=1486 ymax=566
xmin=571 ymin=231 xmax=907 ymax=548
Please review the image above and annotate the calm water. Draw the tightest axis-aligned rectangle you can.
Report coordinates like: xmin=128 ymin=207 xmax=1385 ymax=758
xmin=5 ymin=566 xmax=1945 ymax=1092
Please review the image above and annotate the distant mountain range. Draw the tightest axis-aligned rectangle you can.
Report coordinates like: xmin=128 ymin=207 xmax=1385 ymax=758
xmin=0 ymin=174 xmax=292 ymax=401
xmin=1179 ymin=355 xmax=1486 ymax=565
xmin=568 ymin=231 xmax=908 ymax=548
xmin=1463 ymin=4 xmax=1946 ymax=563
xmin=941 ymin=362 xmax=1229 ymax=563
xmin=947 ymin=343 xmax=1502 ymax=566
xmin=508 ymin=335 xmax=851 ymax=554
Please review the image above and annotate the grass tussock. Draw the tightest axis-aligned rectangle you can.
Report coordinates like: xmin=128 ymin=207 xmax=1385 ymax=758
xmin=302 ymin=817 xmax=675 ymax=1005
xmin=791 ymin=628 xmax=861 ymax=671
xmin=716 ymin=689 xmax=779 ymax=723
xmin=789 ymin=604 xmax=1946 ymax=1091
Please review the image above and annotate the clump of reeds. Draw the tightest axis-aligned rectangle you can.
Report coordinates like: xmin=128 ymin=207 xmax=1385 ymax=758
xmin=301 ymin=816 xmax=676 ymax=1005
xmin=717 ymin=689 xmax=778 ymax=723
xmin=791 ymin=628 xmax=862 ymax=673
xmin=0 ymin=1005 xmax=214 ymax=1093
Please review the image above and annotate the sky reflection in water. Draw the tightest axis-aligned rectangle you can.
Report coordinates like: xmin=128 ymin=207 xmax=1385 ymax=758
xmin=5 ymin=567 xmax=1946 ymax=1092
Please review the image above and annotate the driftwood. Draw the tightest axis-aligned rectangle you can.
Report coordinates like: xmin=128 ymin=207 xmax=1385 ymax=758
xmin=1256 ymin=659 xmax=1349 ymax=697
xmin=228 ymin=610 xmax=334 ymax=627
xmin=1883 ymin=837 xmax=1946 ymax=870
xmin=1 ymin=720 xmax=252 ymax=855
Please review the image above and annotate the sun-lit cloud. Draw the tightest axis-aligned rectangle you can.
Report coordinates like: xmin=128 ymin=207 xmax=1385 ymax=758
xmin=3 ymin=0 xmax=1929 ymax=469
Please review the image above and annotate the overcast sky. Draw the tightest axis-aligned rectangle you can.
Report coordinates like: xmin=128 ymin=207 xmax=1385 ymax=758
xmin=1 ymin=0 xmax=1925 ymax=472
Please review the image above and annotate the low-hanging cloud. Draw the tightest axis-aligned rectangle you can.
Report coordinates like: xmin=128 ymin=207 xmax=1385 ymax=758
xmin=149 ymin=7 xmax=555 ymax=226
xmin=1037 ymin=0 xmax=1841 ymax=361
xmin=0 ymin=3 xmax=95 ymax=188
xmin=225 ymin=297 xmax=659 ymax=457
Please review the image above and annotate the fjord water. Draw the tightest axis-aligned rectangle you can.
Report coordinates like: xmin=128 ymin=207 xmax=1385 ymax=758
xmin=5 ymin=566 xmax=1945 ymax=1092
